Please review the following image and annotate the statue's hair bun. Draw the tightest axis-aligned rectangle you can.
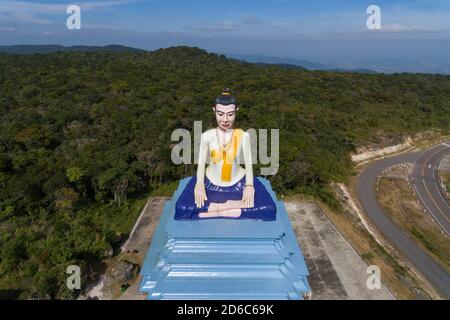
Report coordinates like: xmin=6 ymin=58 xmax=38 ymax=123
xmin=215 ymin=88 xmax=237 ymax=106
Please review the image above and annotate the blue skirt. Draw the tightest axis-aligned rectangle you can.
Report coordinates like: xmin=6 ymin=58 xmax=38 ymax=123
xmin=175 ymin=176 xmax=277 ymax=221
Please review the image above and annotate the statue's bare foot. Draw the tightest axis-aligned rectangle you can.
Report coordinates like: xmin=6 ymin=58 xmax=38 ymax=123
xmin=208 ymin=202 xmax=220 ymax=211
xmin=220 ymin=200 xmax=246 ymax=210
xmin=199 ymin=208 xmax=242 ymax=218
xmin=199 ymin=201 xmax=243 ymax=218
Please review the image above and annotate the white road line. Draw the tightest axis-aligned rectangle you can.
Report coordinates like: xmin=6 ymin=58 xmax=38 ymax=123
xmin=415 ymin=143 xmax=445 ymax=177
xmin=414 ymin=185 xmax=450 ymax=236
xmin=432 ymin=163 xmax=450 ymax=211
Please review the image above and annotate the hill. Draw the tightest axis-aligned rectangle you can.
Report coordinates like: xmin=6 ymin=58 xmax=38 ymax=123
xmin=227 ymin=53 xmax=378 ymax=73
xmin=0 ymin=46 xmax=449 ymax=299
xmin=0 ymin=44 xmax=144 ymax=54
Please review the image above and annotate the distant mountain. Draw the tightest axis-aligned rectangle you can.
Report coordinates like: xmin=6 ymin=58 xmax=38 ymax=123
xmin=227 ymin=53 xmax=326 ymax=70
xmin=255 ymin=63 xmax=307 ymax=71
xmin=328 ymin=68 xmax=379 ymax=74
xmin=227 ymin=53 xmax=378 ymax=74
xmin=0 ymin=45 xmax=379 ymax=73
xmin=0 ymin=44 xmax=144 ymax=54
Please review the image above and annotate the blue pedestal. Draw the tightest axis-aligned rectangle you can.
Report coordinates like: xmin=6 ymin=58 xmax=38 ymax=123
xmin=139 ymin=177 xmax=311 ymax=300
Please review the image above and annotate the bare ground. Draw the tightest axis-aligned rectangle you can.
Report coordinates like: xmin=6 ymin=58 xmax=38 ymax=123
xmin=285 ymin=200 xmax=394 ymax=300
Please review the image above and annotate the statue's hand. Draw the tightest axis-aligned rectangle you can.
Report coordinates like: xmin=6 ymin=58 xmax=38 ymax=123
xmin=242 ymin=185 xmax=255 ymax=208
xmin=194 ymin=183 xmax=208 ymax=208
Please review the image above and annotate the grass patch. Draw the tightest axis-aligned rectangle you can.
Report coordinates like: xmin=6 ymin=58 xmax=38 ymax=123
xmin=150 ymin=181 xmax=180 ymax=197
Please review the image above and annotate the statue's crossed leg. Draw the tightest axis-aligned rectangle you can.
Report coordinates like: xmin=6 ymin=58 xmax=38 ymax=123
xmin=199 ymin=200 xmax=245 ymax=218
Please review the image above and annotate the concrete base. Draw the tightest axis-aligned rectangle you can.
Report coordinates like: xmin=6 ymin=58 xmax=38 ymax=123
xmin=139 ymin=177 xmax=311 ymax=300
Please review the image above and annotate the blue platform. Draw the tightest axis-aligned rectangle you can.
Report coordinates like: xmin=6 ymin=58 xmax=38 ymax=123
xmin=139 ymin=177 xmax=311 ymax=300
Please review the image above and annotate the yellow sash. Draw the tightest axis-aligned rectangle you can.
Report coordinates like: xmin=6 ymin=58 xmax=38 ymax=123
xmin=210 ymin=129 xmax=243 ymax=182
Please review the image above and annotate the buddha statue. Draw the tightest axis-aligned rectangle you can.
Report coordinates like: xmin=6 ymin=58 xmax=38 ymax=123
xmin=175 ymin=89 xmax=276 ymax=221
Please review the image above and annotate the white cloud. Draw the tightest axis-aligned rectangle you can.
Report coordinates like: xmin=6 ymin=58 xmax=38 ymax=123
xmin=0 ymin=26 xmax=16 ymax=31
xmin=0 ymin=0 xmax=139 ymax=14
xmin=381 ymin=24 xmax=440 ymax=32
xmin=0 ymin=11 xmax=53 ymax=25
xmin=190 ymin=21 xmax=240 ymax=32
xmin=0 ymin=0 xmax=142 ymax=28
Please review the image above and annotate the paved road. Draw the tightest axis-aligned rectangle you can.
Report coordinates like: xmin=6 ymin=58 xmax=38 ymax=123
xmin=411 ymin=144 xmax=450 ymax=236
xmin=356 ymin=143 xmax=450 ymax=298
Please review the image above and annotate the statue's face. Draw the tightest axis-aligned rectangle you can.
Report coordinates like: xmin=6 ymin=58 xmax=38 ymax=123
xmin=213 ymin=104 xmax=238 ymax=130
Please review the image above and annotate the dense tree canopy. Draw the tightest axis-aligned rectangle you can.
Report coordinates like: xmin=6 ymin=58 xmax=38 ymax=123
xmin=0 ymin=46 xmax=449 ymax=298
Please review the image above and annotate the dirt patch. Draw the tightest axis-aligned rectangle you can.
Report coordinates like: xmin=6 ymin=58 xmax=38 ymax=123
xmin=285 ymin=200 xmax=394 ymax=300
xmin=438 ymin=155 xmax=450 ymax=171
xmin=438 ymin=156 xmax=450 ymax=202
xmin=333 ymin=183 xmax=384 ymax=246
xmin=352 ymin=130 xmax=450 ymax=165
xmin=352 ymin=137 xmax=413 ymax=163
xmin=442 ymin=174 xmax=450 ymax=202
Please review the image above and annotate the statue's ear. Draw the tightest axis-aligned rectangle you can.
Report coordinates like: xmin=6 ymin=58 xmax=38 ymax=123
xmin=212 ymin=107 xmax=216 ymax=113
xmin=236 ymin=107 xmax=240 ymax=112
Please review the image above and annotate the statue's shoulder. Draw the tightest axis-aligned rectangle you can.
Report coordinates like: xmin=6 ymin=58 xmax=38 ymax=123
xmin=201 ymin=129 xmax=215 ymax=141
xmin=202 ymin=128 xmax=215 ymax=136
xmin=235 ymin=128 xmax=249 ymax=138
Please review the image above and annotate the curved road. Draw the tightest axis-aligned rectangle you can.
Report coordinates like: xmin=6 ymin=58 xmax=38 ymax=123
xmin=411 ymin=144 xmax=450 ymax=236
xmin=356 ymin=142 xmax=450 ymax=298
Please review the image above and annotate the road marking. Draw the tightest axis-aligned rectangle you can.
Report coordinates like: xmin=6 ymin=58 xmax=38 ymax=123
xmin=422 ymin=180 xmax=450 ymax=223
xmin=414 ymin=185 xmax=450 ymax=236
xmin=432 ymin=151 xmax=450 ymax=211
xmin=432 ymin=179 xmax=450 ymax=211
xmin=413 ymin=145 xmax=450 ymax=233
xmin=421 ymin=146 xmax=446 ymax=177
xmin=443 ymin=143 xmax=450 ymax=148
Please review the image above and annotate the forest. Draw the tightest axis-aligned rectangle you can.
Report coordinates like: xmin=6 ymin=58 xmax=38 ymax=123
xmin=0 ymin=46 xmax=449 ymax=298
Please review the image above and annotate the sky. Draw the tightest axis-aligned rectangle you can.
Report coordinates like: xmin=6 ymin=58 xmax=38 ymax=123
xmin=1 ymin=0 xmax=450 ymax=73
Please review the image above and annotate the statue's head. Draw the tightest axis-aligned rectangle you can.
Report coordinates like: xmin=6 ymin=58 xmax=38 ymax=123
xmin=213 ymin=88 xmax=239 ymax=130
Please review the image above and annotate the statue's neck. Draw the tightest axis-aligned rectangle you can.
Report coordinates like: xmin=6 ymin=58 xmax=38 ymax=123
xmin=217 ymin=127 xmax=233 ymax=134
xmin=216 ymin=127 xmax=235 ymax=146
xmin=216 ymin=127 xmax=235 ymax=138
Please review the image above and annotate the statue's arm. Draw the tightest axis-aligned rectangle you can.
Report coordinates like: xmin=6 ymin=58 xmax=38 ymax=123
xmin=195 ymin=133 xmax=208 ymax=207
xmin=196 ymin=133 xmax=208 ymax=184
xmin=242 ymin=131 xmax=254 ymax=185
xmin=242 ymin=131 xmax=255 ymax=207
